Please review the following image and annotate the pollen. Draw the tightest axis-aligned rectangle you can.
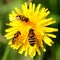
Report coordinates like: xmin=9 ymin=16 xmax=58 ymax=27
xmin=5 ymin=2 xmax=58 ymax=58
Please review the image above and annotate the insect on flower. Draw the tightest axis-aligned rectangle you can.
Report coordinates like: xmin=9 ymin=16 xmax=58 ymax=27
xmin=12 ymin=31 xmax=21 ymax=44
xmin=28 ymin=29 xmax=35 ymax=46
xmin=16 ymin=15 xmax=29 ymax=22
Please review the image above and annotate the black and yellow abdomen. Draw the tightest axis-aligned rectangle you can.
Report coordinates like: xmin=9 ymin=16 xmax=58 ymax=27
xmin=28 ymin=29 xmax=35 ymax=46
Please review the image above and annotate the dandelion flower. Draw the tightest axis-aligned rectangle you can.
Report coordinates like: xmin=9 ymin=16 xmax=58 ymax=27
xmin=5 ymin=2 xmax=58 ymax=58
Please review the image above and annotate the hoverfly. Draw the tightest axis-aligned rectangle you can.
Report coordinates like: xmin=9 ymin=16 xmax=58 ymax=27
xmin=12 ymin=31 xmax=21 ymax=44
xmin=28 ymin=29 xmax=35 ymax=46
xmin=16 ymin=15 xmax=29 ymax=22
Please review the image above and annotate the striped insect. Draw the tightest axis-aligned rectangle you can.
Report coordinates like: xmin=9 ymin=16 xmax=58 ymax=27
xmin=28 ymin=29 xmax=35 ymax=46
xmin=12 ymin=31 xmax=21 ymax=44
xmin=16 ymin=15 xmax=29 ymax=22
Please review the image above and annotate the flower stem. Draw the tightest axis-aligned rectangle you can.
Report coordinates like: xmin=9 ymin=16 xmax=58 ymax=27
xmin=50 ymin=46 xmax=56 ymax=60
xmin=34 ymin=52 xmax=43 ymax=60
xmin=2 ymin=45 xmax=10 ymax=60
xmin=20 ymin=55 xmax=34 ymax=60
xmin=24 ymin=56 xmax=33 ymax=60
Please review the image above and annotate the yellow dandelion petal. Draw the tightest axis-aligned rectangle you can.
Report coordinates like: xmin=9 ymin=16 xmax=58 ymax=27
xmin=18 ymin=46 xmax=25 ymax=54
xmin=29 ymin=45 xmax=36 ymax=58
xmin=42 ymin=19 xmax=56 ymax=26
xmin=15 ymin=7 xmax=23 ymax=15
xmin=32 ymin=3 xmax=35 ymax=13
xmin=29 ymin=2 xmax=33 ymax=13
xmin=5 ymin=2 xmax=58 ymax=58
xmin=41 ymin=46 xmax=46 ymax=52
xmin=18 ymin=39 xmax=28 ymax=54
xmin=24 ymin=47 xmax=28 ymax=56
xmin=37 ymin=17 xmax=55 ymax=26
xmin=5 ymin=27 xmax=18 ymax=32
xmin=47 ymin=34 xmax=56 ymax=38
xmin=9 ymin=11 xmax=17 ymax=21
xmin=38 ymin=7 xmax=50 ymax=19
xmin=44 ymin=27 xmax=58 ymax=32
xmin=9 ymin=41 xmax=17 ymax=49
xmin=33 ymin=47 xmax=36 ymax=57
xmin=43 ymin=35 xmax=54 ymax=46
xmin=36 ymin=45 xmax=41 ymax=55
xmin=5 ymin=30 xmax=17 ymax=39
xmin=21 ymin=3 xmax=28 ymax=17
xmin=34 ymin=4 xmax=41 ymax=16
xmin=29 ymin=47 xmax=34 ymax=57
xmin=6 ymin=20 xmax=22 ymax=27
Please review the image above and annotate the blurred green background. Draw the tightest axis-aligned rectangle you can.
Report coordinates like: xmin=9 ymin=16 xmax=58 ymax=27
xmin=0 ymin=0 xmax=60 ymax=60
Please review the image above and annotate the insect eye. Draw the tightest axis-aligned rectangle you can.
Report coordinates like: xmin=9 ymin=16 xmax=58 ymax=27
xmin=29 ymin=29 xmax=34 ymax=32
xmin=17 ymin=31 xmax=21 ymax=35
xmin=25 ymin=18 xmax=29 ymax=22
